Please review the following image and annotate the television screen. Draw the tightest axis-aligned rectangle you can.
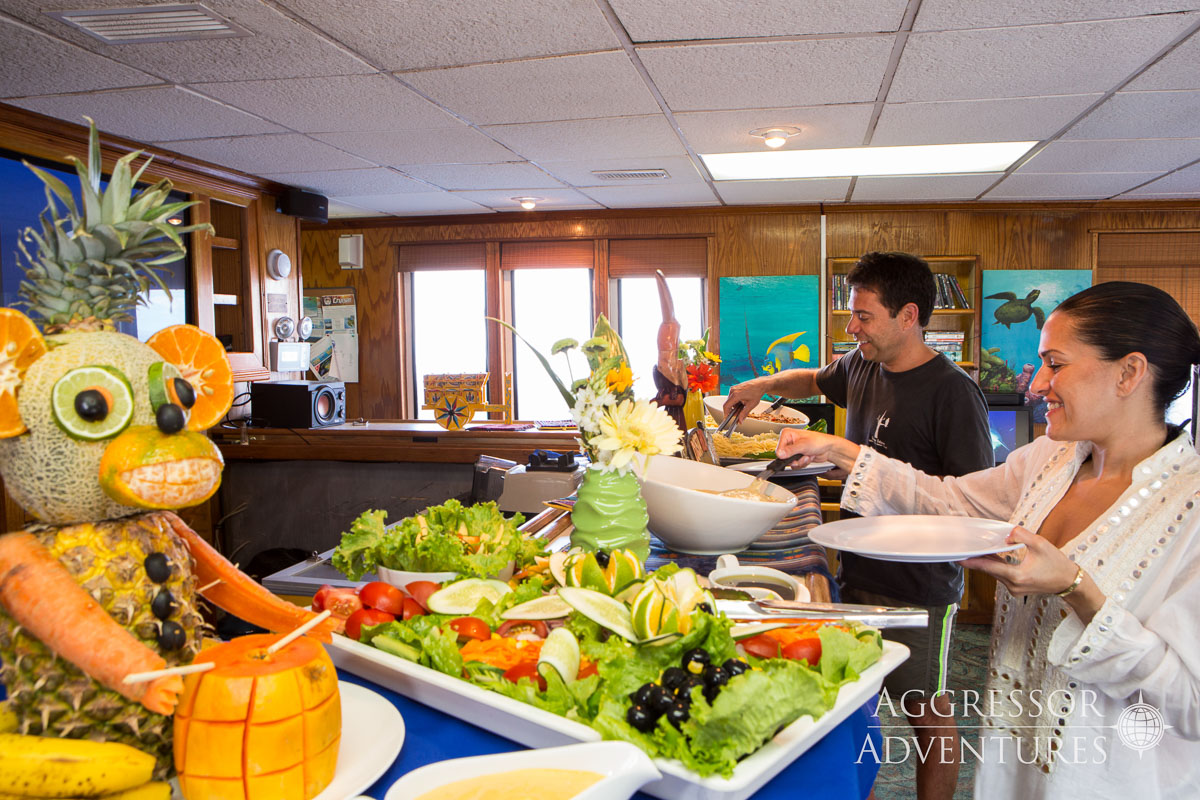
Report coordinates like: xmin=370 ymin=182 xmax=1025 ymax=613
xmin=987 ymin=406 xmax=1033 ymax=464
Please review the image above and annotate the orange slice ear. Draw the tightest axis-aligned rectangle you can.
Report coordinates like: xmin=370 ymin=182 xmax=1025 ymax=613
xmin=0 ymin=308 xmax=48 ymax=438
xmin=146 ymin=325 xmax=234 ymax=431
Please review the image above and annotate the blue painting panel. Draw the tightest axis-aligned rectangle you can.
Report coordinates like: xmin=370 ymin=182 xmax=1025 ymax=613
xmin=718 ymin=275 xmax=820 ymax=393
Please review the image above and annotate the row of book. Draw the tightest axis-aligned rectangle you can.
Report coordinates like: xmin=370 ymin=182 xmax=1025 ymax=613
xmin=832 ymin=272 xmax=971 ymax=310
xmin=831 ymin=273 xmax=851 ymax=310
xmin=925 ymin=330 xmax=966 ymax=362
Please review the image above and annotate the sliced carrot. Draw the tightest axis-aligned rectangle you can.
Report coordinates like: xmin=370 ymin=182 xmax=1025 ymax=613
xmin=165 ymin=512 xmax=338 ymax=642
xmin=0 ymin=531 xmax=180 ymax=713
xmin=459 ymin=636 xmax=542 ymax=670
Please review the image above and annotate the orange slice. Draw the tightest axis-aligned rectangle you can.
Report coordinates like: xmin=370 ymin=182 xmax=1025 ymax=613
xmin=147 ymin=325 xmax=234 ymax=431
xmin=0 ymin=308 xmax=48 ymax=438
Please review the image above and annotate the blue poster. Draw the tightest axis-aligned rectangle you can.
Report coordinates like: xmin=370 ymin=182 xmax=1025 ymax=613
xmin=980 ymin=270 xmax=1091 ymax=418
xmin=717 ymin=276 xmax=820 ymax=394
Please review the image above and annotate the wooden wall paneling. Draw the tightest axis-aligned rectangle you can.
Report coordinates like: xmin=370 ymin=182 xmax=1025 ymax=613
xmin=485 ymin=241 xmax=503 ymax=420
xmin=190 ymin=196 xmax=216 ymax=334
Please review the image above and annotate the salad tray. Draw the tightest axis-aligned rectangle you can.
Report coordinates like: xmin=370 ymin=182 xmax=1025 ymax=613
xmin=329 ymin=635 xmax=908 ymax=800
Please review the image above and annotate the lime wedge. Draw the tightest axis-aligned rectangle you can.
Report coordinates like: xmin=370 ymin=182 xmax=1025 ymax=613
xmin=537 ymin=627 xmax=580 ymax=683
xmin=425 ymin=578 xmax=512 ymax=615
xmin=548 ymin=551 xmax=571 ymax=587
xmin=51 ymin=365 xmax=134 ymax=441
xmin=558 ymin=587 xmax=638 ymax=642
xmin=500 ymin=594 xmax=571 ymax=620
xmin=147 ymin=361 xmax=187 ymax=415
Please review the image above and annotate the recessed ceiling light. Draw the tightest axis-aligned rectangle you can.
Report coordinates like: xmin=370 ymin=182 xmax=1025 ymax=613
xmin=511 ymin=196 xmax=541 ymax=210
xmin=750 ymin=126 xmax=801 ymax=149
xmin=701 ymin=141 xmax=1038 ymax=180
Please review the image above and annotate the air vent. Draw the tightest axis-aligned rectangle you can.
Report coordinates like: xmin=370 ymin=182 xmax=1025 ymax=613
xmin=46 ymin=4 xmax=251 ymax=44
xmin=591 ymin=169 xmax=671 ymax=181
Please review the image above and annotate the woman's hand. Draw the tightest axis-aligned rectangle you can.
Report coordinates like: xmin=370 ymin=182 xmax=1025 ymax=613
xmin=776 ymin=428 xmax=861 ymax=473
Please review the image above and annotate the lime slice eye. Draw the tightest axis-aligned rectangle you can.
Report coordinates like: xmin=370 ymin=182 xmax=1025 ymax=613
xmin=52 ymin=366 xmax=135 ymax=441
xmin=147 ymin=361 xmax=194 ymax=417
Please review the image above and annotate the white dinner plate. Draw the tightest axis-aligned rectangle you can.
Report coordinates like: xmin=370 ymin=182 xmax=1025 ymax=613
xmin=806 ymin=515 xmax=1019 ymax=563
xmin=314 ymin=681 xmax=406 ymax=800
xmin=727 ymin=460 xmax=835 ymax=476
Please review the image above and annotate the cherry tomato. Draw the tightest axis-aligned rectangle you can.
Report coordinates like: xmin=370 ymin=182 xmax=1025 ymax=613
xmin=318 ymin=587 xmax=363 ymax=619
xmin=312 ymin=584 xmax=334 ymax=611
xmin=782 ymin=637 xmax=822 ymax=665
xmin=448 ymin=616 xmax=491 ymax=642
xmin=358 ymin=581 xmax=407 ymax=615
xmin=577 ymin=662 xmax=599 ymax=680
xmin=740 ymin=634 xmax=783 ymax=660
xmin=406 ymin=581 xmax=440 ymax=611
xmin=503 ymin=661 xmax=547 ymax=692
xmin=495 ymin=619 xmax=549 ymax=640
xmin=345 ymin=608 xmax=395 ymax=641
xmin=402 ymin=597 xmax=427 ymax=621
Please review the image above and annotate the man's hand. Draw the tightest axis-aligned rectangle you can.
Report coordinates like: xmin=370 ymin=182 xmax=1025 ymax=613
xmin=723 ymin=380 xmax=768 ymax=422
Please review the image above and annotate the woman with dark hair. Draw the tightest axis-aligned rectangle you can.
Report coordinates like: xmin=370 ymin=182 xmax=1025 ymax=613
xmin=777 ymin=281 xmax=1200 ymax=798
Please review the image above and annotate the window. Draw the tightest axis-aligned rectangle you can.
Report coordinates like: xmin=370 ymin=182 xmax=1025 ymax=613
xmin=617 ymin=276 xmax=704 ymax=399
xmin=410 ymin=270 xmax=487 ymax=420
xmin=510 ymin=267 xmax=592 ymax=420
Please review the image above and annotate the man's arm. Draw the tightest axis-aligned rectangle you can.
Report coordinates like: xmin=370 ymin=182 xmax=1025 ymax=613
xmin=724 ymin=369 xmax=821 ymax=421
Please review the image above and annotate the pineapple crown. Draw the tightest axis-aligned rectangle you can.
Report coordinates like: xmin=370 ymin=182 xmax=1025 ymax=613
xmin=15 ymin=117 xmax=211 ymax=331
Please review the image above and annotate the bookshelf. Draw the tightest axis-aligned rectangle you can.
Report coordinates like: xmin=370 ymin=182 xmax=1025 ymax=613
xmin=826 ymin=255 xmax=981 ymax=376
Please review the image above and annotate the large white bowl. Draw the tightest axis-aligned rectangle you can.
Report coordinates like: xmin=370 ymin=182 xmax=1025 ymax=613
xmin=704 ymin=394 xmax=809 ymax=436
xmin=636 ymin=455 xmax=798 ymax=555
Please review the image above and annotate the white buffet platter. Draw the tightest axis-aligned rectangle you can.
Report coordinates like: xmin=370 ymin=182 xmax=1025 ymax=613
xmin=329 ymin=635 xmax=907 ymax=800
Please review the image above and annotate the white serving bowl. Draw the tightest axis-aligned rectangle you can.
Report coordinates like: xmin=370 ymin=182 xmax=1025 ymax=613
xmin=636 ymin=454 xmax=798 ymax=555
xmin=383 ymin=741 xmax=659 ymax=800
xmin=704 ymin=394 xmax=809 ymax=436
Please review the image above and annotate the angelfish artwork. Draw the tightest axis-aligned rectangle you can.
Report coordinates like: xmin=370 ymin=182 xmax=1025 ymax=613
xmin=717 ymin=276 xmax=820 ymax=392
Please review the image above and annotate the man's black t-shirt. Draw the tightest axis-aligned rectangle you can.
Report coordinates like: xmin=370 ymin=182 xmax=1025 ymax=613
xmin=816 ymin=349 xmax=994 ymax=605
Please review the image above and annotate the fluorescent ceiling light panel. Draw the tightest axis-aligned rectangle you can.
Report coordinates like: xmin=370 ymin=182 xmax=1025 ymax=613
xmin=700 ymin=142 xmax=1037 ymax=180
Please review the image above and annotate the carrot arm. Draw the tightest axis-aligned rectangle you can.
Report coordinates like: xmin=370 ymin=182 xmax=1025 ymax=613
xmin=0 ymin=531 xmax=182 ymax=714
xmin=164 ymin=512 xmax=338 ymax=642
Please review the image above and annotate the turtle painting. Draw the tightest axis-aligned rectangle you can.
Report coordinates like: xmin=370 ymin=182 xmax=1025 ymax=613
xmin=985 ymin=288 xmax=1046 ymax=329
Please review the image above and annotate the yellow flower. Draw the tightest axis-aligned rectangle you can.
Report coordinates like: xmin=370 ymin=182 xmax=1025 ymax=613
xmin=702 ymin=351 xmax=721 ymax=364
xmin=606 ymin=364 xmax=633 ymax=393
xmin=591 ymin=399 xmax=682 ymax=471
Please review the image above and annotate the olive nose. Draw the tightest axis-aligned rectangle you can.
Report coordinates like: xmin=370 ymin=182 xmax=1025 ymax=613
xmin=156 ymin=403 xmax=186 ymax=434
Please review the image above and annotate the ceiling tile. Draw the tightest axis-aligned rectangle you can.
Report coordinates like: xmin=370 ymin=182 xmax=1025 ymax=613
xmin=851 ymin=174 xmax=1000 ymax=201
xmin=333 ymin=191 xmax=493 ymax=215
xmin=715 ymin=179 xmax=851 ymax=204
xmin=311 ymin=128 xmax=519 ymax=166
xmin=402 ymin=52 xmax=659 ymax=125
xmin=400 ymin=162 xmax=564 ymax=190
xmin=537 ymin=156 xmax=706 ymax=187
xmin=1124 ymin=31 xmax=1200 ymax=90
xmin=914 ymin=1 xmax=1199 ymax=30
xmin=328 ymin=199 xmax=388 ymax=218
xmin=608 ymin=0 xmax=907 ymax=41
xmin=1020 ymin=138 xmax=1200 ymax=172
xmin=1122 ymin=160 xmax=1200 ymax=194
xmin=677 ymin=104 xmax=873 ymax=153
xmin=890 ymin=15 xmax=1199 ymax=102
xmin=158 ymin=134 xmax=374 ymax=175
xmin=449 ymin=188 xmax=603 ymax=211
xmin=9 ymin=86 xmax=285 ymax=142
xmin=260 ymin=167 xmax=430 ymax=195
xmin=638 ymin=37 xmax=895 ymax=111
xmin=482 ymin=116 xmax=685 ymax=161
xmin=276 ymin=0 xmax=617 ymax=70
xmin=580 ymin=182 xmax=719 ymax=207
xmin=0 ymin=18 xmax=158 ymax=97
xmin=983 ymin=171 xmax=1162 ymax=199
xmin=1065 ymin=90 xmax=1200 ymax=139
xmin=872 ymin=95 xmax=1101 ymax=145
xmin=194 ymin=74 xmax=460 ymax=133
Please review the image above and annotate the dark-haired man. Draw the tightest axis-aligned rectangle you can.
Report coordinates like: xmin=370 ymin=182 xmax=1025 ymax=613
xmin=725 ymin=251 xmax=993 ymax=800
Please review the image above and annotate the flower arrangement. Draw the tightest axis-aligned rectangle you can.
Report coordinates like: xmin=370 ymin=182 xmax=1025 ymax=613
xmin=493 ymin=314 xmax=681 ymax=474
xmin=678 ymin=329 xmax=721 ymax=394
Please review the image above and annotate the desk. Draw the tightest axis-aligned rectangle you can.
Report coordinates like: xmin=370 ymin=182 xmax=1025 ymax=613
xmin=344 ymin=671 xmax=882 ymax=800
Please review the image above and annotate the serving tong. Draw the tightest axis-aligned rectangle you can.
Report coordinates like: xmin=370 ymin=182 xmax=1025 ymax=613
xmin=714 ymin=598 xmax=929 ymax=629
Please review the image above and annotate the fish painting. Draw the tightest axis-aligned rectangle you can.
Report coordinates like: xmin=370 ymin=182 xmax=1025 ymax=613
xmin=760 ymin=331 xmax=810 ymax=374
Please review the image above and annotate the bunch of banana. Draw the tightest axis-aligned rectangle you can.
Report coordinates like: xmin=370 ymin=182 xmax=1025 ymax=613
xmin=0 ymin=732 xmax=167 ymax=800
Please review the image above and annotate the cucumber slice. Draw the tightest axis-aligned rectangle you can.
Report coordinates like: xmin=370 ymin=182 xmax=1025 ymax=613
xmin=500 ymin=594 xmax=571 ymax=620
xmin=425 ymin=578 xmax=512 ymax=615
xmin=558 ymin=587 xmax=638 ymax=642
xmin=372 ymin=634 xmax=420 ymax=662
xmin=537 ymin=627 xmax=580 ymax=684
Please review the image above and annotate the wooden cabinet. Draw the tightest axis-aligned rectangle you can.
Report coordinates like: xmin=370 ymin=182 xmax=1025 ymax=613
xmin=826 ymin=255 xmax=981 ymax=377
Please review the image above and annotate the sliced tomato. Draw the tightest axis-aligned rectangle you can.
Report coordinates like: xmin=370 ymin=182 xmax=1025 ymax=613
xmin=495 ymin=619 xmax=549 ymax=640
xmin=405 ymin=580 xmax=440 ymax=611
xmin=319 ymin=587 xmax=363 ymax=619
xmin=359 ymin=581 xmax=407 ymax=615
xmin=345 ymin=608 xmax=395 ymax=641
xmin=312 ymin=584 xmax=334 ymax=611
xmin=782 ymin=637 xmax=822 ymax=665
xmin=402 ymin=596 xmax=427 ymax=621
xmin=448 ymin=616 xmax=491 ymax=642
xmin=740 ymin=634 xmax=783 ymax=660
xmin=503 ymin=661 xmax=547 ymax=692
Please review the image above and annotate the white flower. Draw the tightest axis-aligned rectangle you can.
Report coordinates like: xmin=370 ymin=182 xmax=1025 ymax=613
xmin=571 ymin=384 xmax=614 ymax=436
xmin=589 ymin=399 xmax=682 ymax=473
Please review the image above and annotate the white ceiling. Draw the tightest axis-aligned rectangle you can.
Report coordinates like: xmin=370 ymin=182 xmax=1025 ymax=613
xmin=3 ymin=0 xmax=1200 ymax=218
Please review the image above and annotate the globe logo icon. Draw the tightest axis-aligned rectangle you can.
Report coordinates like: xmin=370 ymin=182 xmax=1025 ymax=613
xmin=1117 ymin=701 xmax=1165 ymax=752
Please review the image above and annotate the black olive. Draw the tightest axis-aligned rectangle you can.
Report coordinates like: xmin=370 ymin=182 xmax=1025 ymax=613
xmin=144 ymin=552 xmax=171 ymax=583
xmin=682 ymin=648 xmax=710 ymax=674
xmin=631 ymin=683 xmax=657 ymax=707
xmin=660 ymin=666 xmax=688 ymax=691
xmin=704 ymin=683 xmax=721 ymax=704
xmin=158 ymin=621 xmax=186 ymax=651
xmin=74 ymin=389 xmax=108 ymax=421
xmin=723 ymin=658 xmax=750 ymax=677
xmin=646 ymin=684 xmax=675 ymax=715
xmin=664 ymin=701 xmax=690 ymax=728
xmin=156 ymin=403 xmax=186 ymax=434
xmin=698 ymin=602 xmax=714 ymax=614
xmin=173 ymin=377 xmax=196 ymax=408
xmin=597 ymin=628 xmax=611 ymax=643
xmin=675 ymin=675 xmax=704 ymax=701
xmin=151 ymin=588 xmax=176 ymax=620
xmin=626 ymin=704 xmax=656 ymax=733
xmin=594 ymin=550 xmax=610 ymax=567
xmin=702 ymin=664 xmax=730 ymax=690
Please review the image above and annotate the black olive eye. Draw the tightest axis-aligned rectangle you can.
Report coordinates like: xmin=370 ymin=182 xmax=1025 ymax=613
xmin=156 ymin=403 xmax=186 ymax=434
xmin=172 ymin=377 xmax=196 ymax=409
xmin=74 ymin=389 xmax=109 ymax=421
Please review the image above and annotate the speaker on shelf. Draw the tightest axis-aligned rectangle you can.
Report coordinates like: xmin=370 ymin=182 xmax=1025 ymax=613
xmin=250 ymin=380 xmax=345 ymax=429
xmin=276 ymin=188 xmax=328 ymax=224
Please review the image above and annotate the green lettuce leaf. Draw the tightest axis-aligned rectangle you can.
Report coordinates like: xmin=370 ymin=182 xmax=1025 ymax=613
xmin=330 ymin=508 xmax=388 ymax=581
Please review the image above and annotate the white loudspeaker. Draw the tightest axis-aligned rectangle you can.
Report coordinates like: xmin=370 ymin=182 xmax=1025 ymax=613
xmin=339 ymin=234 xmax=363 ymax=269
